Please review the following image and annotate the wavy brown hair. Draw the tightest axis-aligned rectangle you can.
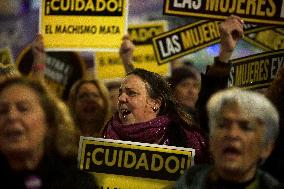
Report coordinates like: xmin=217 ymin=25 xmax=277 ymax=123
xmin=0 ymin=77 xmax=78 ymax=158
xmin=127 ymin=68 xmax=194 ymax=127
xmin=68 ymin=79 xmax=112 ymax=135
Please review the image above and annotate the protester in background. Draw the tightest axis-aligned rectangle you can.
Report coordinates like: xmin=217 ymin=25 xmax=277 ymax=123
xmin=102 ymin=68 xmax=209 ymax=164
xmin=119 ymin=15 xmax=243 ymax=136
xmin=195 ymin=15 xmax=245 ymax=134
xmin=0 ymin=77 xmax=97 ymax=188
xmin=68 ymin=79 xmax=112 ymax=137
xmin=106 ymin=15 xmax=247 ymax=164
xmin=119 ymin=34 xmax=202 ymax=124
xmin=168 ymin=66 xmax=201 ymax=124
xmin=174 ymin=88 xmax=280 ymax=189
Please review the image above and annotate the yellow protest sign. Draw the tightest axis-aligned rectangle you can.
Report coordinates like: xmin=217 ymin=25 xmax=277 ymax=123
xmin=152 ymin=20 xmax=274 ymax=65
xmin=96 ymin=21 xmax=169 ymax=80
xmin=163 ymin=0 xmax=284 ymax=25
xmin=78 ymin=137 xmax=195 ymax=189
xmin=229 ymin=50 xmax=284 ymax=89
xmin=244 ymin=29 xmax=284 ymax=51
xmin=40 ymin=0 xmax=128 ymax=51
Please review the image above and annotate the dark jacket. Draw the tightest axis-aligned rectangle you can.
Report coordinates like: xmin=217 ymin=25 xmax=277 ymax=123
xmin=196 ymin=57 xmax=232 ymax=134
xmin=174 ymin=165 xmax=280 ymax=189
xmin=0 ymin=153 xmax=97 ymax=189
xmin=167 ymin=120 xmax=210 ymax=164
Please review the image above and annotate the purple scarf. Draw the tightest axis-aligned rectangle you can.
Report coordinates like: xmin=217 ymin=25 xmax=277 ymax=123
xmin=103 ymin=113 xmax=172 ymax=144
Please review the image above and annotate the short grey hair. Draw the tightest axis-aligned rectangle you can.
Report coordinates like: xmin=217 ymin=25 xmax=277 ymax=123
xmin=207 ymin=88 xmax=279 ymax=145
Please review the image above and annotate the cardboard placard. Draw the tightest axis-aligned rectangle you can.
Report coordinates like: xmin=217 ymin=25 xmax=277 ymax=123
xmin=163 ymin=0 xmax=284 ymax=25
xmin=229 ymin=50 xmax=284 ymax=89
xmin=96 ymin=21 xmax=169 ymax=80
xmin=152 ymin=20 xmax=274 ymax=64
xmin=243 ymin=28 xmax=284 ymax=51
xmin=78 ymin=137 xmax=195 ymax=189
xmin=40 ymin=0 xmax=128 ymax=51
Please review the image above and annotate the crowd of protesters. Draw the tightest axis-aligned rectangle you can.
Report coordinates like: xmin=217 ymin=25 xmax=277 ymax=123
xmin=0 ymin=13 xmax=283 ymax=189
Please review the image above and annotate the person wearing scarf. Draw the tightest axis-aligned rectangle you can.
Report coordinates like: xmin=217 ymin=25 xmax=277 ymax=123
xmin=102 ymin=68 xmax=209 ymax=164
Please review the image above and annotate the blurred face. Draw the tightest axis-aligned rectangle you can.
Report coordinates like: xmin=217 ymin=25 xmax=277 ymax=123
xmin=0 ymin=84 xmax=47 ymax=156
xmin=210 ymin=103 xmax=272 ymax=181
xmin=174 ymin=78 xmax=199 ymax=110
xmin=118 ymin=75 xmax=159 ymax=125
xmin=75 ymin=83 xmax=105 ymax=122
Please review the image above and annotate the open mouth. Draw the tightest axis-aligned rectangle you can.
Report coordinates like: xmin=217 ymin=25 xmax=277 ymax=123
xmin=4 ymin=130 xmax=24 ymax=141
xmin=83 ymin=106 xmax=95 ymax=112
xmin=222 ymin=146 xmax=241 ymax=159
xmin=82 ymin=104 xmax=98 ymax=113
xmin=120 ymin=108 xmax=131 ymax=118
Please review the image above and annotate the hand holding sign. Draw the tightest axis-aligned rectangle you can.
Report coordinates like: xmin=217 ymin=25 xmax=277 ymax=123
xmin=219 ymin=15 xmax=244 ymax=63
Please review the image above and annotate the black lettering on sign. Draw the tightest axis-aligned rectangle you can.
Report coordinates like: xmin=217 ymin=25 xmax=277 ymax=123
xmin=164 ymin=0 xmax=284 ymax=25
xmin=128 ymin=25 xmax=164 ymax=45
xmin=45 ymin=55 xmax=73 ymax=85
xmin=153 ymin=20 xmax=275 ymax=65
xmin=45 ymin=0 xmax=124 ymax=16
xmin=229 ymin=50 xmax=284 ymax=89
xmin=79 ymin=139 xmax=193 ymax=181
xmin=98 ymin=56 xmax=121 ymax=66
xmin=99 ymin=25 xmax=120 ymax=34
xmin=54 ymin=25 xmax=97 ymax=34
xmin=152 ymin=20 xmax=221 ymax=64
xmin=156 ymin=35 xmax=182 ymax=60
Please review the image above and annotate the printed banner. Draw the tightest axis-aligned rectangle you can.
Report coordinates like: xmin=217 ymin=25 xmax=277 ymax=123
xmin=96 ymin=21 xmax=169 ymax=80
xmin=78 ymin=137 xmax=195 ymax=189
xmin=40 ymin=0 xmax=128 ymax=51
xmin=243 ymin=28 xmax=284 ymax=51
xmin=229 ymin=50 xmax=284 ymax=89
xmin=163 ymin=0 xmax=284 ymax=25
xmin=152 ymin=20 xmax=274 ymax=64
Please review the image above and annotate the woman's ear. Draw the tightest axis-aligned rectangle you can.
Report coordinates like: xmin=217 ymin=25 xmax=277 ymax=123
xmin=151 ymin=98 xmax=162 ymax=112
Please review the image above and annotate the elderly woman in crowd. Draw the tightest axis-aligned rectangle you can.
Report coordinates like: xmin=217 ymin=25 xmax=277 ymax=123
xmin=102 ymin=68 xmax=209 ymax=164
xmin=68 ymin=79 xmax=112 ymax=137
xmin=0 ymin=77 xmax=97 ymax=188
xmin=175 ymin=88 xmax=280 ymax=188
